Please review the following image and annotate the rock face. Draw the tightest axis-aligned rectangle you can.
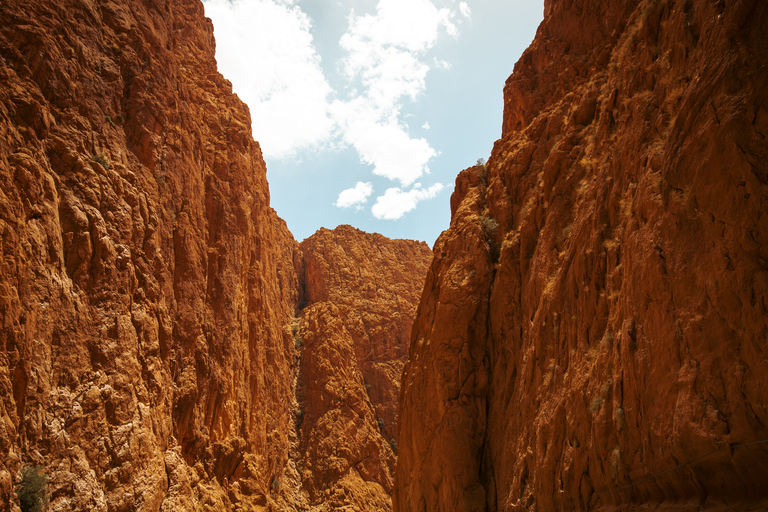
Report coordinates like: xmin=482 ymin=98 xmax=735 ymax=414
xmin=396 ymin=0 xmax=768 ymax=511
xmin=0 ymin=2 xmax=431 ymax=511
xmin=286 ymin=225 xmax=431 ymax=511
xmin=0 ymin=0 xmax=298 ymax=510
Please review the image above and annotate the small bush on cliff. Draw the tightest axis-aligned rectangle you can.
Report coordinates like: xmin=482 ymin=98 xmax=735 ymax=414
xmin=473 ymin=158 xmax=488 ymax=183
xmin=480 ymin=215 xmax=498 ymax=240
xmin=89 ymin=152 xmax=109 ymax=170
xmin=17 ymin=465 xmax=48 ymax=512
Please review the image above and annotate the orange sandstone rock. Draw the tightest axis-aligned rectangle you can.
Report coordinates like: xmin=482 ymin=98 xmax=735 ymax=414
xmin=396 ymin=0 xmax=768 ymax=511
xmin=0 ymin=0 xmax=300 ymax=509
xmin=291 ymin=225 xmax=432 ymax=511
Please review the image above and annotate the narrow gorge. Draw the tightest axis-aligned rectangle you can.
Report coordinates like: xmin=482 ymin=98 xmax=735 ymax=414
xmin=1 ymin=0 xmax=767 ymax=511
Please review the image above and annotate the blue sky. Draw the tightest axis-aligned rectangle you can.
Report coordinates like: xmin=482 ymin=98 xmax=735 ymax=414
xmin=202 ymin=0 xmax=544 ymax=245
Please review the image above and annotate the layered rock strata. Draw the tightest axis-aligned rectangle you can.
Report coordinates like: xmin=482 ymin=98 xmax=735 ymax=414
xmin=396 ymin=0 xmax=768 ymax=511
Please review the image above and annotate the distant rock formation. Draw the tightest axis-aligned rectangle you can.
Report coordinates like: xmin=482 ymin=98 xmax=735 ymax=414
xmin=395 ymin=0 xmax=768 ymax=510
xmin=284 ymin=225 xmax=431 ymax=511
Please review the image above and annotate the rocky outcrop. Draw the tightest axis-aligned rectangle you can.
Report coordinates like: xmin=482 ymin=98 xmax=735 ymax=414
xmin=0 ymin=0 xmax=301 ymax=509
xmin=284 ymin=225 xmax=431 ymax=511
xmin=396 ymin=0 xmax=768 ymax=511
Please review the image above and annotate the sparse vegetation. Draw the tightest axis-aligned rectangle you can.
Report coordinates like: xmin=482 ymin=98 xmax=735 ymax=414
xmin=294 ymin=409 xmax=304 ymax=428
xmin=590 ymin=379 xmax=613 ymax=415
xmin=480 ymin=215 xmax=498 ymax=240
xmin=106 ymin=115 xmax=115 ymax=127
xmin=590 ymin=395 xmax=604 ymax=414
xmin=473 ymin=158 xmax=488 ymax=183
xmin=17 ymin=465 xmax=48 ymax=512
xmin=294 ymin=336 xmax=303 ymax=350
xmin=377 ymin=418 xmax=385 ymax=430
xmin=89 ymin=152 xmax=109 ymax=170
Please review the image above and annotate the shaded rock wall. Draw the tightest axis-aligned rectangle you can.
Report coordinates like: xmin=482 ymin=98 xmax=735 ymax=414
xmin=396 ymin=0 xmax=768 ymax=511
xmin=0 ymin=0 xmax=301 ymax=509
xmin=289 ymin=225 xmax=431 ymax=511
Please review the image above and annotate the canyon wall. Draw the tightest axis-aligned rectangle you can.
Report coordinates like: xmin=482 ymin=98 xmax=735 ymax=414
xmin=396 ymin=0 xmax=768 ymax=511
xmin=0 ymin=0 xmax=303 ymax=509
xmin=283 ymin=225 xmax=431 ymax=511
xmin=0 ymin=1 xmax=430 ymax=511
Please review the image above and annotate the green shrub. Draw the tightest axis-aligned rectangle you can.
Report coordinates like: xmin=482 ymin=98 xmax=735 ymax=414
xmin=89 ymin=153 xmax=109 ymax=170
xmin=17 ymin=465 xmax=48 ymax=512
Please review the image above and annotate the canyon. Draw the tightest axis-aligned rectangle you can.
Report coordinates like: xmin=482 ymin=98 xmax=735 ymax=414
xmin=0 ymin=0 xmax=429 ymax=510
xmin=1 ymin=0 xmax=767 ymax=511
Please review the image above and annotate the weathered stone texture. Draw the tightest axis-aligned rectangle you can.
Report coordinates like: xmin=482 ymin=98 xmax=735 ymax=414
xmin=396 ymin=1 xmax=768 ymax=510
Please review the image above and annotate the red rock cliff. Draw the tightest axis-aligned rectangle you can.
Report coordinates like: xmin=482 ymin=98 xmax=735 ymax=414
xmin=396 ymin=0 xmax=768 ymax=511
xmin=284 ymin=225 xmax=431 ymax=511
xmin=0 ymin=4 xmax=431 ymax=509
xmin=0 ymin=0 xmax=301 ymax=509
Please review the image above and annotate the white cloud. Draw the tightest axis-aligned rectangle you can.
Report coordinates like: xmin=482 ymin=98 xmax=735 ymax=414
xmin=336 ymin=182 xmax=373 ymax=209
xmin=422 ymin=122 xmax=430 ymax=130
xmin=342 ymin=0 xmax=456 ymax=54
xmin=204 ymin=0 xmax=465 ymax=219
xmin=331 ymin=98 xmax=436 ymax=186
xmin=203 ymin=0 xmax=333 ymax=159
xmin=372 ymin=183 xmax=445 ymax=220
xmin=335 ymin=0 xmax=461 ymax=188
xmin=434 ymin=58 xmax=452 ymax=70
xmin=459 ymin=2 xmax=471 ymax=19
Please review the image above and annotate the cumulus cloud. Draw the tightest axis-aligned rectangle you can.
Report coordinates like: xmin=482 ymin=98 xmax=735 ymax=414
xmin=204 ymin=0 xmax=465 ymax=219
xmin=331 ymin=98 xmax=436 ymax=186
xmin=372 ymin=183 xmax=445 ymax=220
xmin=335 ymin=182 xmax=373 ymax=209
xmin=459 ymin=2 xmax=471 ymax=19
xmin=203 ymin=0 xmax=333 ymax=159
xmin=336 ymin=0 xmax=461 ymax=187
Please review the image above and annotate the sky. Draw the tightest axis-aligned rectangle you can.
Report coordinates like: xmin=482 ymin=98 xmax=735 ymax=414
xmin=201 ymin=0 xmax=544 ymax=246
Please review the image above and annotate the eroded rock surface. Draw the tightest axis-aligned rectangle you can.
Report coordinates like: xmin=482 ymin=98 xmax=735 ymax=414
xmin=0 ymin=0 xmax=302 ymax=509
xmin=0 ymin=2 xmax=432 ymax=511
xmin=290 ymin=225 xmax=432 ymax=511
xmin=396 ymin=0 xmax=768 ymax=511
